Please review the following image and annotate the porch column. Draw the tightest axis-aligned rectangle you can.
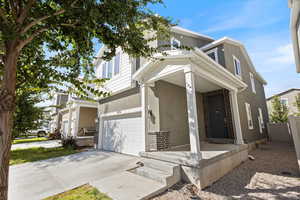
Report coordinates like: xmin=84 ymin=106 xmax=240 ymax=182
xmin=67 ymin=103 xmax=72 ymax=137
xmin=185 ymin=70 xmax=202 ymax=160
xmin=73 ymin=106 xmax=80 ymax=138
xmin=141 ymin=83 xmax=149 ymax=152
xmin=229 ymin=90 xmax=244 ymax=144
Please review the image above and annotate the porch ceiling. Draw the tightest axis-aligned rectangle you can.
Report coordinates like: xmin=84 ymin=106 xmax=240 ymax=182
xmin=162 ymin=71 xmax=222 ymax=93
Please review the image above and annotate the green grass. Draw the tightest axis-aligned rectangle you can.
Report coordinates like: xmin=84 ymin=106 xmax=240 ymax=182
xmin=13 ymin=137 xmax=48 ymax=144
xmin=10 ymin=147 xmax=78 ymax=165
xmin=43 ymin=184 xmax=112 ymax=200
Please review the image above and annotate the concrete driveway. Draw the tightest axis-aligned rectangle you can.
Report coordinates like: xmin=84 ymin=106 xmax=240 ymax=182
xmin=9 ymin=150 xmax=139 ymax=200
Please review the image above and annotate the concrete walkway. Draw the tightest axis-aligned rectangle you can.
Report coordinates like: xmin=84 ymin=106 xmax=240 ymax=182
xmin=11 ymin=140 xmax=61 ymax=150
xmin=9 ymin=151 xmax=140 ymax=200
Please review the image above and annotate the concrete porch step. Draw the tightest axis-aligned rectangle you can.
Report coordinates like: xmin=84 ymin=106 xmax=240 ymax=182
xmin=131 ymin=166 xmax=171 ymax=184
xmin=130 ymin=158 xmax=181 ymax=188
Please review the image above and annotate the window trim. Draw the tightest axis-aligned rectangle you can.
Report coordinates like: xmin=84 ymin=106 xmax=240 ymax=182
xmin=258 ymin=107 xmax=264 ymax=129
xmin=249 ymin=72 xmax=256 ymax=94
xmin=233 ymin=55 xmax=242 ymax=78
xmin=245 ymin=102 xmax=254 ymax=130
xmin=101 ymin=51 xmax=122 ymax=79
xmin=206 ymin=48 xmax=219 ymax=63
xmin=170 ymin=37 xmax=181 ymax=50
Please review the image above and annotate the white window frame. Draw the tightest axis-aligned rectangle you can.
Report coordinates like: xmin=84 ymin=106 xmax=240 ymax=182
xmin=258 ymin=107 xmax=264 ymax=130
xmin=233 ymin=55 xmax=242 ymax=78
xmin=101 ymin=52 xmax=122 ymax=79
xmin=206 ymin=48 xmax=219 ymax=63
xmin=245 ymin=102 xmax=254 ymax=130
xmin=249 ymin=72 xmax=256 ymax=94
xmin=170 ymin=37 xmax=181 ymax=50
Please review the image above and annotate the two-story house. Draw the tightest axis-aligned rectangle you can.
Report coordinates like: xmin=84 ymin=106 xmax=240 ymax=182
xmin=95 ymin=26 xmax=268 ymax=155
xmin=93 ymin=26 xmax=269 ymax=189
xmin=267 ymin=88 xmax=300 ymax=116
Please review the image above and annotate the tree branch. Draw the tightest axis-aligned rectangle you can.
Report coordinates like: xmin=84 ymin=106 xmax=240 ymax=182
xmin=0 ymin=8 xmax=8 ymax=24
xmin=17 ymin=0 xmax=36 ymax=25
xmin=9 ymin=0 xmax=17 ymax=20
xmin=17 ymin=28 xmax=48 ymax=52
xmin=20 ymin=9 xmax=65 ymax=34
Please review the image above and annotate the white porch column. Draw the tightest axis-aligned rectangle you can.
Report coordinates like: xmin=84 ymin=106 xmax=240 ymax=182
xmin=185 ymin=70 xmax=202 ymax=160
xmin=73 ymin=106 xmax=80 ymax=138
xmin=229 ymin=90 xmax=244 ymax=144
xmin=67 ymin=103 xmax=72 ymax=137
xmin=141 ymin=83 xmax=149 ymax=152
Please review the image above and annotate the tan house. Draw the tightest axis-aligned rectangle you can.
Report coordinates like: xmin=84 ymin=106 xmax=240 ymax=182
xmin=267 ymin=88 xmax=300 ymax=116
xmin=94 ymin=26 xmax=269 ymax=189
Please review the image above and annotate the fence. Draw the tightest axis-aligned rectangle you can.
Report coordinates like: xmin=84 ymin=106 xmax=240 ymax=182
xmin=267 ymin=122 xmax=292 ymax=143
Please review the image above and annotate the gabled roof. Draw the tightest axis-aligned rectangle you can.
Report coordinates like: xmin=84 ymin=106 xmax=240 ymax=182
xmin=171 ymin=26 xmax=214 ymax=41
xmin=201 ymin=37 xmax=267 ymax=85
xmin=266 ymin=88 xmax=300 ymax=100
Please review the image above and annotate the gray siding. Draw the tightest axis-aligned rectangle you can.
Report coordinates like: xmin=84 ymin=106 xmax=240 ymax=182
xmin=149 ymin=81 xmax=206 ymax=147
xmin=99 ymin=87 xmax=141 ymax=114
xmin=223 ymin=43 xmax=268 ymax=142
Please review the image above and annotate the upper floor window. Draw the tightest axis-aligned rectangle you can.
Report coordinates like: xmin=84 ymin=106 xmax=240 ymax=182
xmin=249 ymin=72 xmax=256 ymax=94
xmin=233 ymin=56 xmax=241 ymax=78
xmin=101 ymin=52 xmax=121 ymax=79
xmin=171 ymin=37 xmax=181 ymax=49
xmin=280 ymin=98 xmax=288 ymax=107
xmin=206 ymin=48 xmax=219 ymax=63
xmin=245 ymin=102 xmax=254 ymax=130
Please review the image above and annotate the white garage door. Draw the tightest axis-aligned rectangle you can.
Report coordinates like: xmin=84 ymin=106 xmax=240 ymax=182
xmin=102 ymin=112 xmax=144 ymax=156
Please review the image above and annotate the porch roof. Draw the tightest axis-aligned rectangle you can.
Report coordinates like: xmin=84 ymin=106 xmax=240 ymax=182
xmin=132 ymin=48 xmax=248 ymax=92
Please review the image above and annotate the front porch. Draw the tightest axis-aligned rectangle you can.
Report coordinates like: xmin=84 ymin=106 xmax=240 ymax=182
xmin=60 ymin=100 xmax=98 ymax=146
xmin=133 ymin=49 xmax=249 ymax=189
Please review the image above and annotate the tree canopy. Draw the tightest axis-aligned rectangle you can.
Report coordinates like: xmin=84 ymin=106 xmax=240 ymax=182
xmin=270 ymin=96 xmax=289 ymax=123
xmin=0 ymin=1 xmax=172 ymax=199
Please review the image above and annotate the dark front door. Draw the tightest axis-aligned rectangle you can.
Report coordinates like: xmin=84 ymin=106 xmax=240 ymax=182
xmin=205 ymin=93 xmax=229 ymax=139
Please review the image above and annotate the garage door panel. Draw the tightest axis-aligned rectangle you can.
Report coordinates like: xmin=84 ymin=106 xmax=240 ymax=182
xmin=102 ymin=113 xmax=144 ymax=156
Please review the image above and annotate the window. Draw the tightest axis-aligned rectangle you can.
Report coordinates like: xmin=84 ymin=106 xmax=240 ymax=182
xmin=245 ymin=103 xmax=254 ymax=130
xmin=206 ymin=48 xmax=219 ymax=63
xmin=258 ymin=108 xmax=265 ymax=128
xmin=101 ymin=52 xmax=121 ymax=78
xmin=249 ymin=72 xmax=256 ymax=93
xmin=280 ymin=98 xmax=288 ymax=107
xmin=233 ymin=56 xmax=241 ymax=78
xmin=114 ymin=52 xmax=120 ymax=75
xmin=102 ymin=62 xmax=107 ymax=78
xmin=171 ymin=37 xmax=181 ymax=49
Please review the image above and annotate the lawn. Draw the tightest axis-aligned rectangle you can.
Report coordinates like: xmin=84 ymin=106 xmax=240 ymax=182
xmin=43 ymin=184 xmax=112 ymax=200
xmin=13 ymin=137 xmax=48 ymax=144
xmin=10 ymin=147 xmax=78 ymax=165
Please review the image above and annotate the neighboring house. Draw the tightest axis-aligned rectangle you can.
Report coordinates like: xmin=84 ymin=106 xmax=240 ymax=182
xmin=58 ymin=96 xmax=98 ymax=146
xmin=267 ymin=88 xmax=300 ymax=116
xmin=94 ymin=26 xmax=269 ymax=157
xmin=49 ymin=92 xmax=69 ymax=133
xmin=49 ymin=93 xmax=98 ymax=146
xmin=289 ymin=0 xmax=300 ymax=73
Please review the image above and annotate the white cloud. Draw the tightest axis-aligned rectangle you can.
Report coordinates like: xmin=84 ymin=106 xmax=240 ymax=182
xmin=267 ymin=44 xmax=294 ymax=65
xmin=202 ymin=0 xmax=283 ymax=33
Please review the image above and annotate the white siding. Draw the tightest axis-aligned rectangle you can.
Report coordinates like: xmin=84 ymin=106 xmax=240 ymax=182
xmin=95 ymin=49 xmax=133 ymax=93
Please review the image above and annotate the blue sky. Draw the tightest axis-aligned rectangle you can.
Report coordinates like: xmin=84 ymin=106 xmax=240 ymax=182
xmin=147 ymin=0 xmax=300 ymax=97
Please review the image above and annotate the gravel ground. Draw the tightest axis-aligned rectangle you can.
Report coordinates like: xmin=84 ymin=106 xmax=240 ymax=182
xmin=151 ymin=142 xmax=300 ymax=200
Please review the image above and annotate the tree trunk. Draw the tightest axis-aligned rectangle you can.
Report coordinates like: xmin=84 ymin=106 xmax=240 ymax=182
xmin=0 ymin=46 xmax=18 ymax=200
